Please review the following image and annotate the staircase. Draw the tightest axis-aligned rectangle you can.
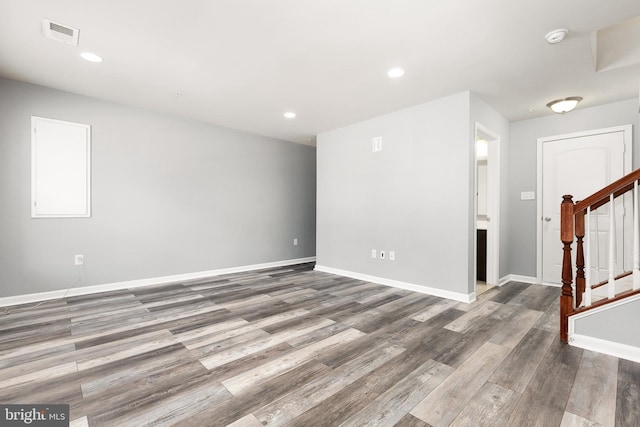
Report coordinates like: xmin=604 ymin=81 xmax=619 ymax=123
xmin=560 ymin=169 xmax=640 ymax=350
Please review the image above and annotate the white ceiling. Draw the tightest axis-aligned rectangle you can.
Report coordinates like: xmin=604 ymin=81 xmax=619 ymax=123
xmin=1 ymin=0 xmax=639 ymax=145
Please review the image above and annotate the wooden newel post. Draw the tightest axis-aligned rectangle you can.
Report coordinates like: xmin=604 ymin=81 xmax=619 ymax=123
xmin=560 ymin=195 xmax=574 ymax=342
xmin=575 ymin=209 xmax=585 ymax=308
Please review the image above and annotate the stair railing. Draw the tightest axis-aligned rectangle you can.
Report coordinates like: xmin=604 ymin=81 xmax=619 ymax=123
xmin=560 ymin=168 xmax=640 ymax=342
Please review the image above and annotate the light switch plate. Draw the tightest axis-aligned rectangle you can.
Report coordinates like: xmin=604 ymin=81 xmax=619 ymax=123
xmin=521 ymin=191 xmax=535 ymax=200
xmin=372 ymin=137 xmax=382 ymax=152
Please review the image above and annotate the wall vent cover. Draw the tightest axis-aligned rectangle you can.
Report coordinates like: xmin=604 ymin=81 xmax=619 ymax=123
xmin=41 ymin=18 xmax=79 ymax=46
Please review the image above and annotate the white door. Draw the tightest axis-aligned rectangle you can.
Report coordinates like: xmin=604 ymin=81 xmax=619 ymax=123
xmin=539 ymin=126 xmax=631 ymax=284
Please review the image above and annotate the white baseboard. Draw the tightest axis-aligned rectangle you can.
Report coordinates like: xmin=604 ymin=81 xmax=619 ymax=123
xmin=498 ymin=274 xmax=538 ymax=286
xmin=539 ymin=281 xmax=562 ymax=288
xmin=0 ymin=257 xmax=316 ymax=307
xmin=569 ymin=334 xmax=640 ymax=363
xmin=314 ymin=265 xmax=474 ymax=303
xmin=567 ymin=293 xmax=640 ymax=363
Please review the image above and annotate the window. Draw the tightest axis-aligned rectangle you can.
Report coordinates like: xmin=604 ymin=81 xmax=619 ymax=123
xmin=31 ymin=116 xmax=91 ymax=218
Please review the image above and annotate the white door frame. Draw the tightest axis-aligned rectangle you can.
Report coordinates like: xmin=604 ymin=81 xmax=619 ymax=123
xmin=474 ymin=122 xmax=500 ymax=287
xmin=536 ymin=125 xmax=633 ymax=285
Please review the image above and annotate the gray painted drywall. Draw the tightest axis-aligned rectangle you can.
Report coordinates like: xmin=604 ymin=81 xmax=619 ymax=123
xmin=574 ymin=296 xmax=640 ymax=347
xmin=508 ymin=98 xmax=640 ymax=278
xmin=317 ymin=92 xmax=474 ymax=296
xmin=469 ymin=93 xmax=511 ymax=282
xmin=0 ymin=78 xmax=316 ymax=298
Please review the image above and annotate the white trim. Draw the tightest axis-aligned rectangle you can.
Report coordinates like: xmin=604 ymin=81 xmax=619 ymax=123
xmin=536 ymin=137 xmax=544 ymax=283
xmin=537 ymin=125 xmax=633 ymax=145
xmin=31 ymin=116 xmax=92 ymax=218
xmin=567 ymin=293 xmax=640 ymax=362
xmin=0 ymin=257 xmax=316 ymax=307
xmin=536 ymin=125 xmax=633 ymax=284
xmin=474 ymin=122 xmax=501 ymax=288
xmin=539 ymin=281 xmax=562 ymax=288
xmin=498 ymin=274 xmax=538 ymax=286
xmin=568 ymin=334 xmax=640 ymax=363
xmin=314 ymin=265 xmax=474 ymax=303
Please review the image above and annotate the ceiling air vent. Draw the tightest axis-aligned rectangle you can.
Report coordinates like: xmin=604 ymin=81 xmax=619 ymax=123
xmin=41 ymin=18 xmax=79 ymax=46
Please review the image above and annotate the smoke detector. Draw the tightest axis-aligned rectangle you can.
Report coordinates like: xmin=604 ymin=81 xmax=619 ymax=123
xmin=545 ymin=28 xmax=568 ymax=44
xmin=42 ymin=18 xmax=79 ymax=46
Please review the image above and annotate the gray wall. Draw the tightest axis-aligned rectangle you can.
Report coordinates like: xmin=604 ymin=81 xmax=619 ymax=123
xmin=574 ymin=297 xmax=640 ymax=347
xmin=508 ymin=98 xmax=640 ymax=278
xmin=0 ymin=78 xmax=316 ymax=297
xmin=316 ymin=92 xmax=473 ymax=296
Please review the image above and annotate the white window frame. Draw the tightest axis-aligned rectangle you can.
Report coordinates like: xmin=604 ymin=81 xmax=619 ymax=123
xmin=31 ymin=116 xmax=91 ymax=218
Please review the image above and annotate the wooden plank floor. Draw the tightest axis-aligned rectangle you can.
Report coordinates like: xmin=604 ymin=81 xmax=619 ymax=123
xmin=0 ymin=263 xmax=638 ymax=427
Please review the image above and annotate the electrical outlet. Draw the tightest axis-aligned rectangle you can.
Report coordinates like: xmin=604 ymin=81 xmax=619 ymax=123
xmin=380 ymin=250 xmax=386 ymax=260
xmin=389 ymin=251 xmax=395 ymax=261
xmin=371 ymin=249 xmax=377 ymax=259
xmin=293 ymin=238 xmax=298 ymax=246
xmin=74 ymin=254 xmax=84 ymax=265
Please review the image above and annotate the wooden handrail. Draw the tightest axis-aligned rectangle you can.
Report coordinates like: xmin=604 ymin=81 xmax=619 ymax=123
xmin=570 ymin=288 xmax=640 ymax=315
xmin=590 ymin=271 xmax=632 ymax=290
xmin=574 ymin=168 xmax=640 ymax=213
xmin=560 ymin=167 xmax=640 ymax=342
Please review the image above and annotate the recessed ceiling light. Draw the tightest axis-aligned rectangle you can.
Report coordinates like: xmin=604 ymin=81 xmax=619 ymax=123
xmin=284 ymin=112 xmax=296 ymax=119
xmin=545 ymin=28 xmax=569 ymax=44
xmin=387 ymin=67 xmax=405 ymax=78
xmin=547 ymin=96 xmax=583 ymax=113
xmin=80 ymin=52 xmax=103 ymax=63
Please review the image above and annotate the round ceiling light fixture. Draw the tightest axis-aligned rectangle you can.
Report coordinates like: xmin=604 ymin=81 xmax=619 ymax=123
xmin=545 ymin=28 xmax=569 ymax=44
xmin=547 ymin=96 xmax=583 ymax=114
xmin=80 ymin=51 xmax=103 ymax=63
xmin=284 ymin=112 xmax=296 ymax=119
xmin=387 ymin=67 xmax=405 ymax=78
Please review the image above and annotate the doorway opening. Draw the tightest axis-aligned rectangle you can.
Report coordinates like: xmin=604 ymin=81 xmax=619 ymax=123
xmin=475 ymin=124 xmax=500 ymax=296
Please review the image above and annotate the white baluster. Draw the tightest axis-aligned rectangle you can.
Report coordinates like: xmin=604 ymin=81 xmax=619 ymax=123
xmin=595 ymin=206 xmax=600 ymax=281
xmin=585 ymin=206 xmax=592 ymax=306
xmin=634 ymin=180 xmax=640 ymax=291
xmin=608 ymin=193 xmax=616 ymax=299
